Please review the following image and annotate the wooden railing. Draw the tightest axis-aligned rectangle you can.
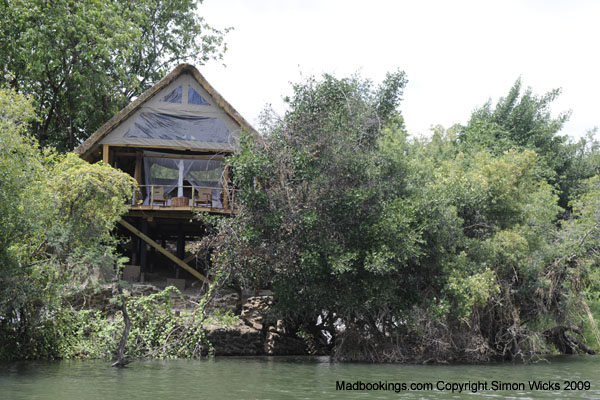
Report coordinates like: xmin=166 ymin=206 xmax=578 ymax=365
xmin=130 ymin=184 xmax=238 ymax=212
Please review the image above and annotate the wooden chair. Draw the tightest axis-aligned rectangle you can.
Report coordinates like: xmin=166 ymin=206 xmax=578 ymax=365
xmin=193 ymin=188 xmax=213 ymax=207
xmin=150 ymin=186 xmax=167 ymax=206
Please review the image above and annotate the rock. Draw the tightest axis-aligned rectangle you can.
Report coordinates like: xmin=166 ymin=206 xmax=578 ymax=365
xmin=204 ymin=321 xmax=265 ymax=356
xmin=198 ymin=294 xmax=309 ymax=356
xmin=241 ymin=296 xmax=276 ymax=331
xmin=264 ymin=332 xmax=307 ymax=355
xmin=276 ymin=319 xmax=285 ymax=334
xmin=206 ymin=292 xmax=240 ymax=314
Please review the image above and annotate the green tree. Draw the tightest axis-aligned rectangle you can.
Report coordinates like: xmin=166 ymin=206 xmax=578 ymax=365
xmin=0 ymin=0 xmax=228 ymax=150
xmin=0 ymin=86 xmax=135 ymax=360
xmin=218 ymin=71 xmax=409 ymax=349
xmin=457 ymin=79 xmax=598 ymax=208
xmin=216 ymin=73 xmax=598 ymax=362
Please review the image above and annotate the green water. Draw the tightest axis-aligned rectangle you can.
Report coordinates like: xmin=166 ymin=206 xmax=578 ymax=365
xmin=1 ymin=356 xmax=599 ymax=399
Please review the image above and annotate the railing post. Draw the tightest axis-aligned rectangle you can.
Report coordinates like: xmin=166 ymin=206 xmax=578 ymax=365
xmin=223 ymin=165 xmax=230 ymax=210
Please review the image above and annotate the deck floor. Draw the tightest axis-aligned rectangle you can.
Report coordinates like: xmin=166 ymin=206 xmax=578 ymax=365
xmin=129 ymin=205 xmax=235 ymax=213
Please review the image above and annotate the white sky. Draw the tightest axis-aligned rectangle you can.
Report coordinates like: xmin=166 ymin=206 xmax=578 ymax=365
xmin=199 ymin=0 xmax=600 ymax=139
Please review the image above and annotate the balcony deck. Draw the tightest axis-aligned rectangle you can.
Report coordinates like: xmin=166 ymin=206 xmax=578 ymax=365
xmin=128 ymin=184 xmax=238 ymax=218
xmin=127 ymin=204 xmax=236 ymax=218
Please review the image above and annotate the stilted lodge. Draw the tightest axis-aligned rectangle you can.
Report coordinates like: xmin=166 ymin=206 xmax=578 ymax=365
xmin=76 ymin=64 xmax=258 ymax=285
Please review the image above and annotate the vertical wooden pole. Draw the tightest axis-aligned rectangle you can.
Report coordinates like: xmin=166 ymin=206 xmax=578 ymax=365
xmin=149 ymin=245 xmax=156 ymax=273
xmin=102 ymin=144 xmax=110 ymax=164
xmin=134 ymin=151 xmax=143 ymax=204
xmin=223 ymin=165 xmax=229 ymax=210
xmin=131 ymin=234 xmax=138 ymax=266
xmin=140 ymin=220 xmax=148 ymax=277
xmin=176 ymin=224 xmax=184 ymax=279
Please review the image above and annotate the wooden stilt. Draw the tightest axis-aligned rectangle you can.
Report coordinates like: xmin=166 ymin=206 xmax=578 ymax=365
xmin=140 ymin=220 xmax=148 ymax=275
xmin=131 ymin=235 xmax=138 ymax=266
xmin=118 ymin=219 xmax=210 ymax=283
xmin=149 ymin=246 xmax=156 ymax=273
xmin=176 ymin=224 xmax=184 ymax=279
xmin=223 ymin=165 xmax=230 ymax=210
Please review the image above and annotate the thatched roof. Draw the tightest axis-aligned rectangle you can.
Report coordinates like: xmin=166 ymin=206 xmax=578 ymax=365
xmin=75 ymin=64 xmax=260 ymax=159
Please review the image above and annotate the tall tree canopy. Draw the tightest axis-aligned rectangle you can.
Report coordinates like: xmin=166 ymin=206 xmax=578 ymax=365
xmin=457 ymin=79 xmax=598 ymax=208
xmin=0 ymin=86 xmax=135 ymax=359
xmin=214 ymin=73 xmax=600 ymax=362
xmin=0 ymin=0 xmax=228 ymax=150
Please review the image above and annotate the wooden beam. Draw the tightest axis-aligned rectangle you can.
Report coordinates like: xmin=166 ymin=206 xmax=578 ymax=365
xmin=127 ymin=205 xmax=236 ymax=214
xmin=134 ymin=151 xmax=143 ymax=184
xmin=144 ymin=153 xmax=225 ymax=161
xmin=176 ymin=224 xmax=184 ymax=279
xmin=109 ymin=144 xmax=234 ymax=153
xmin=140 ymin=220 xmax=148 ymax=274
xmin=118 ymin=219 xmax=210 ymax=283
xmin=116 ymin=152 xmax=226 ymax=161
xmin=223 ymin=165 xmax=229 ymax=210
xmin=103 ymin=144 xmax=110 ymax=164
xmin=134 ymin=151 xmax=143 ymax=204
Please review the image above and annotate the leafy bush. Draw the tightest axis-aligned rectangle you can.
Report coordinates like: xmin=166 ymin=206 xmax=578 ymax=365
xmin=214 ymin=73 xmax=600 ymax=362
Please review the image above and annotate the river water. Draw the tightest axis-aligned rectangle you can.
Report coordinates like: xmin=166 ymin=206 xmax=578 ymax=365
xmin=1 ymin=355 xmax=599 ymax=399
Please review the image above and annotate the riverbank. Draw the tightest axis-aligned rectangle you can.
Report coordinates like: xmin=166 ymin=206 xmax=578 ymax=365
xmin=64 ymin=283 xmax=310 ymax=359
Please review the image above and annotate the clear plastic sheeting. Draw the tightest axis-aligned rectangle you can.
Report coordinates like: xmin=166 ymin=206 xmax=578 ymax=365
xmin=124 ymin=112 xmax=231 ymax=143
xmin=143 ymin=151 xmax=224 ymax=206
xmin=97 ymin=73 xmax=241 ymax=151
xmin=161 ymin=86 xmax=182 ymax=103
xmin=188 ymin=86 xmax=210 ymax=105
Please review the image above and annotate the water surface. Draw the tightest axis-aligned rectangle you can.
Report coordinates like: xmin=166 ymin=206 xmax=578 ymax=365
xmin=1 ymin=355 xmax=599 ymax=399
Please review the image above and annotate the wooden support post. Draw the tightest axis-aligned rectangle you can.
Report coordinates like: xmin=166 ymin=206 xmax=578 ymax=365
xmin=134 ymin=151 xmax=142 ymax=204
xmin=140 ymin=220 xmax=148 ymax=275
xmin=103 ymin=144 xmax=110 ymax=164
xmin=176 ymin=224 xmax=184 ymax=279
xmin=223 ymin=165 xmax=229 ymax=210
xmin=131 ymin=234 xmax=138 ymax=266
xmin=118 ymin=219 xmax=210 ymax=283
xmin=149 ymin=246 xmax=156 ymax=273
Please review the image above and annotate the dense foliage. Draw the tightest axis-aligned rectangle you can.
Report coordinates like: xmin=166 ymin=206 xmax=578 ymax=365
xmin=0 ymin=0 xmax=228 ymax=150
xmin=59 ymin=287 xmax=212 ymax=360
xmin=0 ymin=87 xmax=135 ymax=360
xmin=0 ymin=0 xmax=229 ymax=360
xmin=2 ymin=45 xmax=600 ymax=362
xmin=217 ymin=74 xmax=600 ymax=362
xmin=457 ymin=79 xmax=598 ymax=209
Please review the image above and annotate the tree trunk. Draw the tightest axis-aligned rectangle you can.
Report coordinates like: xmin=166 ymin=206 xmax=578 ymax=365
xmin=544 ymin=326 xmax=596 ymax=355
xmin=112 ymin=283 xmax=132 ymax=367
